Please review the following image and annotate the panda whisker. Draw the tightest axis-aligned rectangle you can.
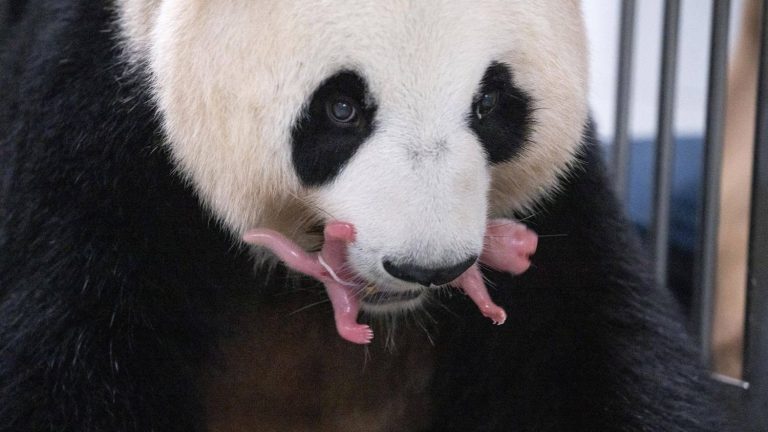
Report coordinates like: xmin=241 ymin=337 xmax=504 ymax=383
xmin=286 ymin=190 xmax=338 ymax=221
xmin=433 ymin=297 xmax=461 ymax=320
xmin=477 ymin=260 xmax=493 ymax=272
xmin=288 ymin=209 xmax=312 ymax=230
xmin=416 ymin=316 xmax=433 ymax=345
xmin=278 ymin=192 xmax=332 ymax=240
xmin=361 ymin=345 xmax=371 ymax=373
xmin=274 ymin=286 xmax=317 ymax=297
xmin=287 ymin=205 xmax=321 ymax=239
xmin=385 ymin=314 xmax=399 ymax=351
xmin=517 ymin=211 xmax=540 ymax=222
xmin=474 ymin=263 xmax=495 ymax=283
xmin=480 ymin=240 xmax=492 ymax=256
xmin=354 ymin=283 xmax=378 ymax=300
xmin=333 ymin=261 xmax=357 ymax=275
xmin=287 ymin=298 xmax=331 ymax=316
xmin=482 ymin=273 xmax=496 ymax=290
xmin=415 ymin=308 xmax=437 ymax=347
xmin=475 ymin=262 xmax=498 ymax=289
xmin=483 ymin=233 xmax=565 ymax=238
xmin=487 ymin=218 xmax=533 ymax=227
xmin=418 ymin=302 xmax=439 ymax=326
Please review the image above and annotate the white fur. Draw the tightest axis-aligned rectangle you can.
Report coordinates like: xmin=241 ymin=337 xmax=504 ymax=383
xmin=118 ymin=0 xmax=588 ymax=297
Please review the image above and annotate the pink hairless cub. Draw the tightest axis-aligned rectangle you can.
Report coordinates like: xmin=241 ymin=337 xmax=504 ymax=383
xmin=453 ymin=219 xmax=539 ymax=325
xmin=242 ymin=218 xmax=537 ymax=344
xmin=482 ymin=219 xmax=539 ymax=274
xmin=243 ymin=222 xmax=374 ymax=344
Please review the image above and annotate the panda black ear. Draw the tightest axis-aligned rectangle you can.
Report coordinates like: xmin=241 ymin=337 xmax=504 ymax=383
xmin=469 ymin=62 xmax=534 ymax=164
xmin=291 ymin=71 xmax=378 ymax=186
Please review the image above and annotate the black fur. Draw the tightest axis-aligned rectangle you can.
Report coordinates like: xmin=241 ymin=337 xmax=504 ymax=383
xmin=291 ymin=71 xmax=378 ymax=186
xmin=430 ymin=129 xmax=733 ymax=431
xmin=1 ymin=3 xmax=734 ymax=431
xmin=469 ymin=62 xmax=534 ymax=164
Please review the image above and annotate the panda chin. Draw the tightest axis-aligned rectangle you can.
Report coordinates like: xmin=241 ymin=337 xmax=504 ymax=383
xmin=358 ymin=287 xmax=428 ymax=314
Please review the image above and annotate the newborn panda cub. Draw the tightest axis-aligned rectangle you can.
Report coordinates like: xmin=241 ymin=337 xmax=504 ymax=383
xmin=243 ymin=219 xmax=538 ymax=343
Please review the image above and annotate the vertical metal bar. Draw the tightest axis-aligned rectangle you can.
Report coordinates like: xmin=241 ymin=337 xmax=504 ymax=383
xmin=612 ymin=0 xmax=637 ymax=199
xmin=692 ymin=0 xmax=731 ymax=367
xmin=652 ymin=0 xmax=682 ymax=288
xmin=743 ymin=0 xmax=768 ymax=428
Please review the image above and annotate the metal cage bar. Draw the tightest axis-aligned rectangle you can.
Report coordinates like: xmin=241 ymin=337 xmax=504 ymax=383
xmin=608 ymin=0 xmax=765 ymax=426
xmin=743 ymin=0 xmax=768 ymax=428
xmin=612 ymin=0 xmax=637 ymax=199
xmin=692 ymin=0 xmax=731 ymax=367
xmin=651 ymin=0 xmax=682 ymax=287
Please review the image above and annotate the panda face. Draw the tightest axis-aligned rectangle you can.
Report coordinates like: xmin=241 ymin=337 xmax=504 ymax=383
xmin=119 ymin=0 xmax=588 ymax=309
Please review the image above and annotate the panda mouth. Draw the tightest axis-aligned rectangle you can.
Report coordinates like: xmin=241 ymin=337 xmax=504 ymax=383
xmin=242 ymin=219 xmax=537 ymax=345
xmin=359 ymin=287 xmax=426 ymax=306
xmin=364 ymin=289 xmax=423 ymax=303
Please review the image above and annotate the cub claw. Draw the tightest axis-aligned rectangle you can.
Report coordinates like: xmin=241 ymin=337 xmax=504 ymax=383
xmin=338 ymin=323 xmax=374 ymax=345
xmin=483 ymin=306 xmax=507 ymax=326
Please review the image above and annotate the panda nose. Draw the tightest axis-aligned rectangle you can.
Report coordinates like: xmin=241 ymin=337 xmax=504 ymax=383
xmin=382 ymin=255 xmax=478 ymax=287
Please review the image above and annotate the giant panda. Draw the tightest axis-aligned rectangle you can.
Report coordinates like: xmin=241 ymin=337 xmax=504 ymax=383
xmin=0 ymin=1 xmax=735 ymax=431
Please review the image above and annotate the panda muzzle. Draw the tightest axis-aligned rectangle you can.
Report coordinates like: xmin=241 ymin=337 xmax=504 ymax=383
xmin=242 ymin=219 xmax=537 ymax=344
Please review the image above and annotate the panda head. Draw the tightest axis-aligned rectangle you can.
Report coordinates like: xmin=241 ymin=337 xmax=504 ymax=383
xmin=119 ymin=0 xmax=588 ymax=312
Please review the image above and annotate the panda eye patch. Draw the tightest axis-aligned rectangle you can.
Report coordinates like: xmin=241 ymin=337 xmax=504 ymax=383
xmin=469 ymin=62 xmax=534 ymax=164
xmin=291 ymin=71 xmax=377 ymax=186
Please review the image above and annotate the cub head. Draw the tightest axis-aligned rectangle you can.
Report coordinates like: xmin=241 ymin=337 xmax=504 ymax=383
xmin=119 ymin=0 xmax=588 ymax=312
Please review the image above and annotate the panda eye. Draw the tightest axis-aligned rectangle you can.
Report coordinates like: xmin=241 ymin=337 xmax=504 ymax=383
xmin=475 ymin=90 xmax=500 ymax=120
xmin=326 ymin=97 xmax=360 ymax=126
